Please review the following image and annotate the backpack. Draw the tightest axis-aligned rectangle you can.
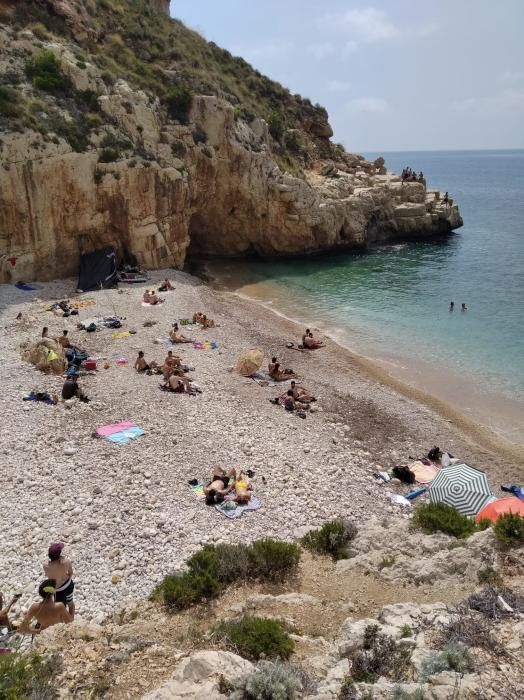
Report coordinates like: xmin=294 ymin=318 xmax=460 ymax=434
xmin=392 ymin=466 xmax=416 ymax=484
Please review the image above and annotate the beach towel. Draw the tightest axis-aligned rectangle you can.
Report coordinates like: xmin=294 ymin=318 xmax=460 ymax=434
xmin=193 ymin=341 xmax=218 ymax=350
xmin=106 ymin=426 xmax=145 ymax=444
xmin=215 ymin=496 xmax=262 ymax=519
xmin=15 ymin=281 xmax=37 ymax=291
xmin=112 ymin=331 xmax=130 ymax=339
xmin=251 ymin=371 xmax=279 ymax=387
xmin=97 ymin=420 xmax=137 ymax=437
xmin=70 ymin=299 xmax=96 ymax=309
xmin=155 ymin=338 xmax=173 ymax=345
xmin=409 ymin=460 xmax=440 ymax=484
xmin=177 ymin=320 xmax=200 ymax=329
xmin=191 ymin=482 xmax=205 ymax=499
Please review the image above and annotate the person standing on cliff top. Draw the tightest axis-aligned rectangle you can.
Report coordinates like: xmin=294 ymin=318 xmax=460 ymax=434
xmin=443 ymin=192 xmax=449 ymax=206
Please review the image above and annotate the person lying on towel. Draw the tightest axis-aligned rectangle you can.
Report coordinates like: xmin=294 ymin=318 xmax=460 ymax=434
xmin=158 ymin=278 xmax=174 ymax=292
xmin=143 ymin=290 xmax=164 ymax=305
xmin=169 ymin=323 xmax=194 ymax=344
xmin=268 ymin=357 xmax=296 ymax=381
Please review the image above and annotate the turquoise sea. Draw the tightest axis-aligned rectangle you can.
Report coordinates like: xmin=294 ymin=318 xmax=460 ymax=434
xmin=207 ymin=150 xmax=524 ymax=442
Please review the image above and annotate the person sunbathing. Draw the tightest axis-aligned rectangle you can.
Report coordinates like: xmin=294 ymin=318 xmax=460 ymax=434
xmin=234 ymin=474 xmax=252 ymax=504
xmin=18 ymin=580 xmax=72 ymax=634
xmin=57 ymin=329 xmax=72 ymax=349
xmin=192 ymin=312 xmax=204 ymax=324
xmin=170 ymin=323 xmax=194 ymax=344
xmin=302 ymin=328 xmax=323 ymax=349
xmin=290 ymin=380 xmax=315 ymax=402
xmin=158 ymin=278 xmax=174 ymax=292
xmin=268 ymin=357 xmax=295 ymax=381
xmin=204 ymin=467 xmax=237 ymax=505
xmin=284 ymin=390 xmax=309 ymax=412
xmin=134 ymin=351 xmax=159 ymax=373
xmin=164 ymin=372 xmax=195 ymax=394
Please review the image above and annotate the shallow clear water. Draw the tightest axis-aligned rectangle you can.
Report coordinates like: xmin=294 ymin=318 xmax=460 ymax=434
xmin=210 ymin=150 xmax=524 ymax=404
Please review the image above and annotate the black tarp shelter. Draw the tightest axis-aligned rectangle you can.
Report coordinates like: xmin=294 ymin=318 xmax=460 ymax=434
xmin=77 ymin=247 xmax=118 ymax=292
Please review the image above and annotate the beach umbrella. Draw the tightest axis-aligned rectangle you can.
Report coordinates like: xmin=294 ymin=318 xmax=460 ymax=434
xmin=237 ymin=349 xmax=264 ymax=377
xmin=475 ymin=497 xmax=524 ymax=523
xmin=429 ymin=463 xmax=493 ymax=516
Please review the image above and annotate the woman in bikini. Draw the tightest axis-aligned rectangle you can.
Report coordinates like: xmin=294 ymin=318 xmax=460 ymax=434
xmin=204 ymin=467 xmax=236 ymax=505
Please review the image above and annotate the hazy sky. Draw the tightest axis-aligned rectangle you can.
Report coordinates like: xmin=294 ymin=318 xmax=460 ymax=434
xmin=171 ymin=1 xmax=524 ymax=152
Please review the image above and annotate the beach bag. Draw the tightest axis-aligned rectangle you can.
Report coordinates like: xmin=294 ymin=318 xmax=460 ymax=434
xmin=86 ymin=322 xmax=97 ymax=332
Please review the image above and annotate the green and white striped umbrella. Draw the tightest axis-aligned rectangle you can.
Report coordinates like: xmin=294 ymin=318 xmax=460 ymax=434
xmin=429 ymin=463 xmax=493 ymax=516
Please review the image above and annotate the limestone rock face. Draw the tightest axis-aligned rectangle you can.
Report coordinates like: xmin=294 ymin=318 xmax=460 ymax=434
xmin=0 ymin=29 xmax=462 ymax=283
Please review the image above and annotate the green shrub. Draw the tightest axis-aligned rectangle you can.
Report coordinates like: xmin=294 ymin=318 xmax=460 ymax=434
xmin=215 ymin=617 xmax=294 ymax=662
xmin=391 ymin=688 xmax=426 ymax=700
xmin=26 ymin=49 xmax=71 ymax=94
xmin=94 ymin=169 xmax=104 ymax=184
xmin=400 ymin=624 xmax=413 ymax=638
xmin=231 ymin=660 xmax=304 ymax=700
xmin=0 ymin=652 xmax=61 ymax=699
xmin=301 ymin=519 xmax=357 ymax=560
xmin=215 ymin=543 xmax=252 ymax=584
xmin=75 ymin=89 xmax=100 ymax=112
xmin=494 ymin=513 xmax=524 ymax=547
xmin=412 ymin=503 xmax=475 ymax=539
xmin=421 ymin=641 xmax=474 ymax=680
xmin=156 ymin=569 xmax=222 ymax=610
xmin=0 ymin=85 xmax=19 ymax=117
xmin=284 ymin=129 xmax=302 ymax=153
xmin=477 ymin=566 xmax=503 ymax=586
xmin=28 ymin=22 xmax=52 ymax=40
xmin=476 ymin=518 xmax=492 ymax=531
xmin=350 ymin=625 xmax=411 ymax=684
xmin=85 ymin=112 xmax=103 ymax=129
xmin=268 ymin=110 xmax=285 ymax=141
xmin=248 ymin=539 xmax=300 ymax=582
xmin=163 ymin=84 xmax=193 ymax=123
xmin=99 ymin=148 xmax=120 ymax=163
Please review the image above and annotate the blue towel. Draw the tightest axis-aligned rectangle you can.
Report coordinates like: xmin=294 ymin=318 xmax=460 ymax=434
xmin=106 ymin=427 xmax=145 ymax=444
xmin=15 ymin=281 xmax=37 ymax=291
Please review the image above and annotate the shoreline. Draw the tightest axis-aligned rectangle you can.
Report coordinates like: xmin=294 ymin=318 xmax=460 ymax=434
xmin=201 ymin=259 xmax=524 ymax=453
xmin=228 ymin=288 xmax=524 ymax=468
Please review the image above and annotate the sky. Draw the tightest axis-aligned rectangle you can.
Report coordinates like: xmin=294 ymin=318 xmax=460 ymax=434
xmin=170 ymin=1 xmax=524 ymax=152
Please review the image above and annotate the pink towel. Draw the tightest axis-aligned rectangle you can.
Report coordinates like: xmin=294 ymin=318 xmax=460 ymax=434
xmin=97 ymin=421 xmax=136 ymax=437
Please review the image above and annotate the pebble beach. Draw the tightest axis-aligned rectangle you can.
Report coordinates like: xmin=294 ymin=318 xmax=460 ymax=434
xmin=1 ymin=270 xmax=523 ymax=625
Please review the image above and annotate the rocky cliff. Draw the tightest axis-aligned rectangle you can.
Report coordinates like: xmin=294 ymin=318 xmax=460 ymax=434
xmin=0 ymin=1 xmax=462 ymax=282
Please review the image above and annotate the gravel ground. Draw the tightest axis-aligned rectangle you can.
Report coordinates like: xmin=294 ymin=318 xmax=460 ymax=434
xmin=1 ymin=270 xmax=522 ymax=625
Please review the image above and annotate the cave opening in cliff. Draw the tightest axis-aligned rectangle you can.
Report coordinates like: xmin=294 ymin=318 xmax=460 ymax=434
xmin=187 ymin=213 xmax=210 ymax=258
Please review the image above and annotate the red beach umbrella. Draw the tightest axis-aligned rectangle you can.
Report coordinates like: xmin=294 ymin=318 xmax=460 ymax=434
xmin=475 ymin=497 xmax=524 ymax=523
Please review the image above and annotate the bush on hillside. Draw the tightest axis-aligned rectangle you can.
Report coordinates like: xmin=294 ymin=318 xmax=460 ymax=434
xmin=153 ymin=539 xmax=300 ymax=610
xmin=421 ymin=641 xmax=474 ymax=680
xmin=267 ymin=110 xmax=285 ymax=141
xmin=99 ymin=148 xmax=120 ymax=163
xmin=214 ymin=617 xmax=294 ymax=662
xmin=163 ymin=84 xmax=193 ymax=123
xmin=494 ymin=512 xmax=524 ymax=547
xmin=0 ymin=652 xmax=61 ymax=699
xmin=231 ymin=661 xmax=304 ymax=700
xmin=247 ymin=539 xmax=300 ymax=582
xmin=0 ymin=85 xmax=19 ymax=118
xmin=301 ymin=519 xmax=357 ymax=560
xmin=412 ymin=503 xmax=475 ymax=539
xmin=349 ymin=624 xmax=412 ymax=683
xmin=26 ymin=49 xmax=71 ymax=94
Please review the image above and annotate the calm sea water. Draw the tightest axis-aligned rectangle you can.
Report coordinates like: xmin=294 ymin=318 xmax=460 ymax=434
xmin=210 ymin=150 xmax=524 ymax=408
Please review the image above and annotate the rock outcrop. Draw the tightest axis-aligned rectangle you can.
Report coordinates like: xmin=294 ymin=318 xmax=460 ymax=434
xmin=0 ymin=7 xmax=462 ymax=283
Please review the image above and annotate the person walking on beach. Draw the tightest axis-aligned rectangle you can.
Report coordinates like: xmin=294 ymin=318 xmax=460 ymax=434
xmin=18 ymin=579 xmax=72 ymax=634
xmin=449 ymin=301 xmax=454 ymax=311
xmin=43 ymin=543 xmax=75 ymax=620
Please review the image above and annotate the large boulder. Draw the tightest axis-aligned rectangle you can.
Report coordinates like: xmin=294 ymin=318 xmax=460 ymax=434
xmin=143 ymin=651 xmax=253 ymax=699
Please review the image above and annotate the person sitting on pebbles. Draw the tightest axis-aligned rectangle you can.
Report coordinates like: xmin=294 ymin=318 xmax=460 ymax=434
xmin=234 ymin=474 xmax=253 ymax=505
xmin=162 ymin=350 xmax=183 ymax=378
xmin=143 ymin=290 xmax=164 ymax=305
xmin=134 ymin=350 xmax=160 ymax=373
xmin=158 ymin=278 xmax=174 ymax=292
xmin=62 ymin=375 xmax=89 ymax=403
xmin=18 ymin=579 xmax=72 ymax=634
xmin=199 ymin=314 xmax=216 ymax=329
xmin=170 ymin=323 xmax=194 ymax=344
xmin=290 ymin=379 xmax=315 ymax=403
xmin=268 ymin=357 xmax=296 ymax=381
xmin=302 ymin=328 xmax=324 ymax=350
xmin=43 ymin=543 xmax=75 ymax=620
xmin=284 ymin=389 xmax=310 ymax=412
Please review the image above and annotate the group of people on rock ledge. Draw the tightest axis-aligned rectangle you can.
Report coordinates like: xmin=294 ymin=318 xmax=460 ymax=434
xmin=401 ymin=167 xmax=426 ymax=186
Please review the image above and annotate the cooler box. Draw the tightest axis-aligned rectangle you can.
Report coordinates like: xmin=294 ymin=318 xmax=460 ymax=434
xmin=84 ymin=360 xmax=97 ymax=370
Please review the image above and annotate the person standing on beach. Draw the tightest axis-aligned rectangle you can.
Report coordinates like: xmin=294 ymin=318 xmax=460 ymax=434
xmin=43 ymin=543 xmax=75 ymax=620
xmin=449 ymin=301 xmax=454 ymax=311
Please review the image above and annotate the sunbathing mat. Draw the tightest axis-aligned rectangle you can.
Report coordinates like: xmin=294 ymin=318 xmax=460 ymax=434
xmin=215 ymin=496 xmax=262 ymax=519
xmin=409 ymin=460 xmax=440 ymax=484
xmin=97 ymin=421 xmax=144 ymax=444
xmin=193 ymin=341 xmax=218 ymax=350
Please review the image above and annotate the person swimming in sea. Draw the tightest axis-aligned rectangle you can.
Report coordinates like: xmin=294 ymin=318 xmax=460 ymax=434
xmin=461 ymin=303 xmax=467 ymax=311
xmin=449 ymin=301 xmax=454 ymax=311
